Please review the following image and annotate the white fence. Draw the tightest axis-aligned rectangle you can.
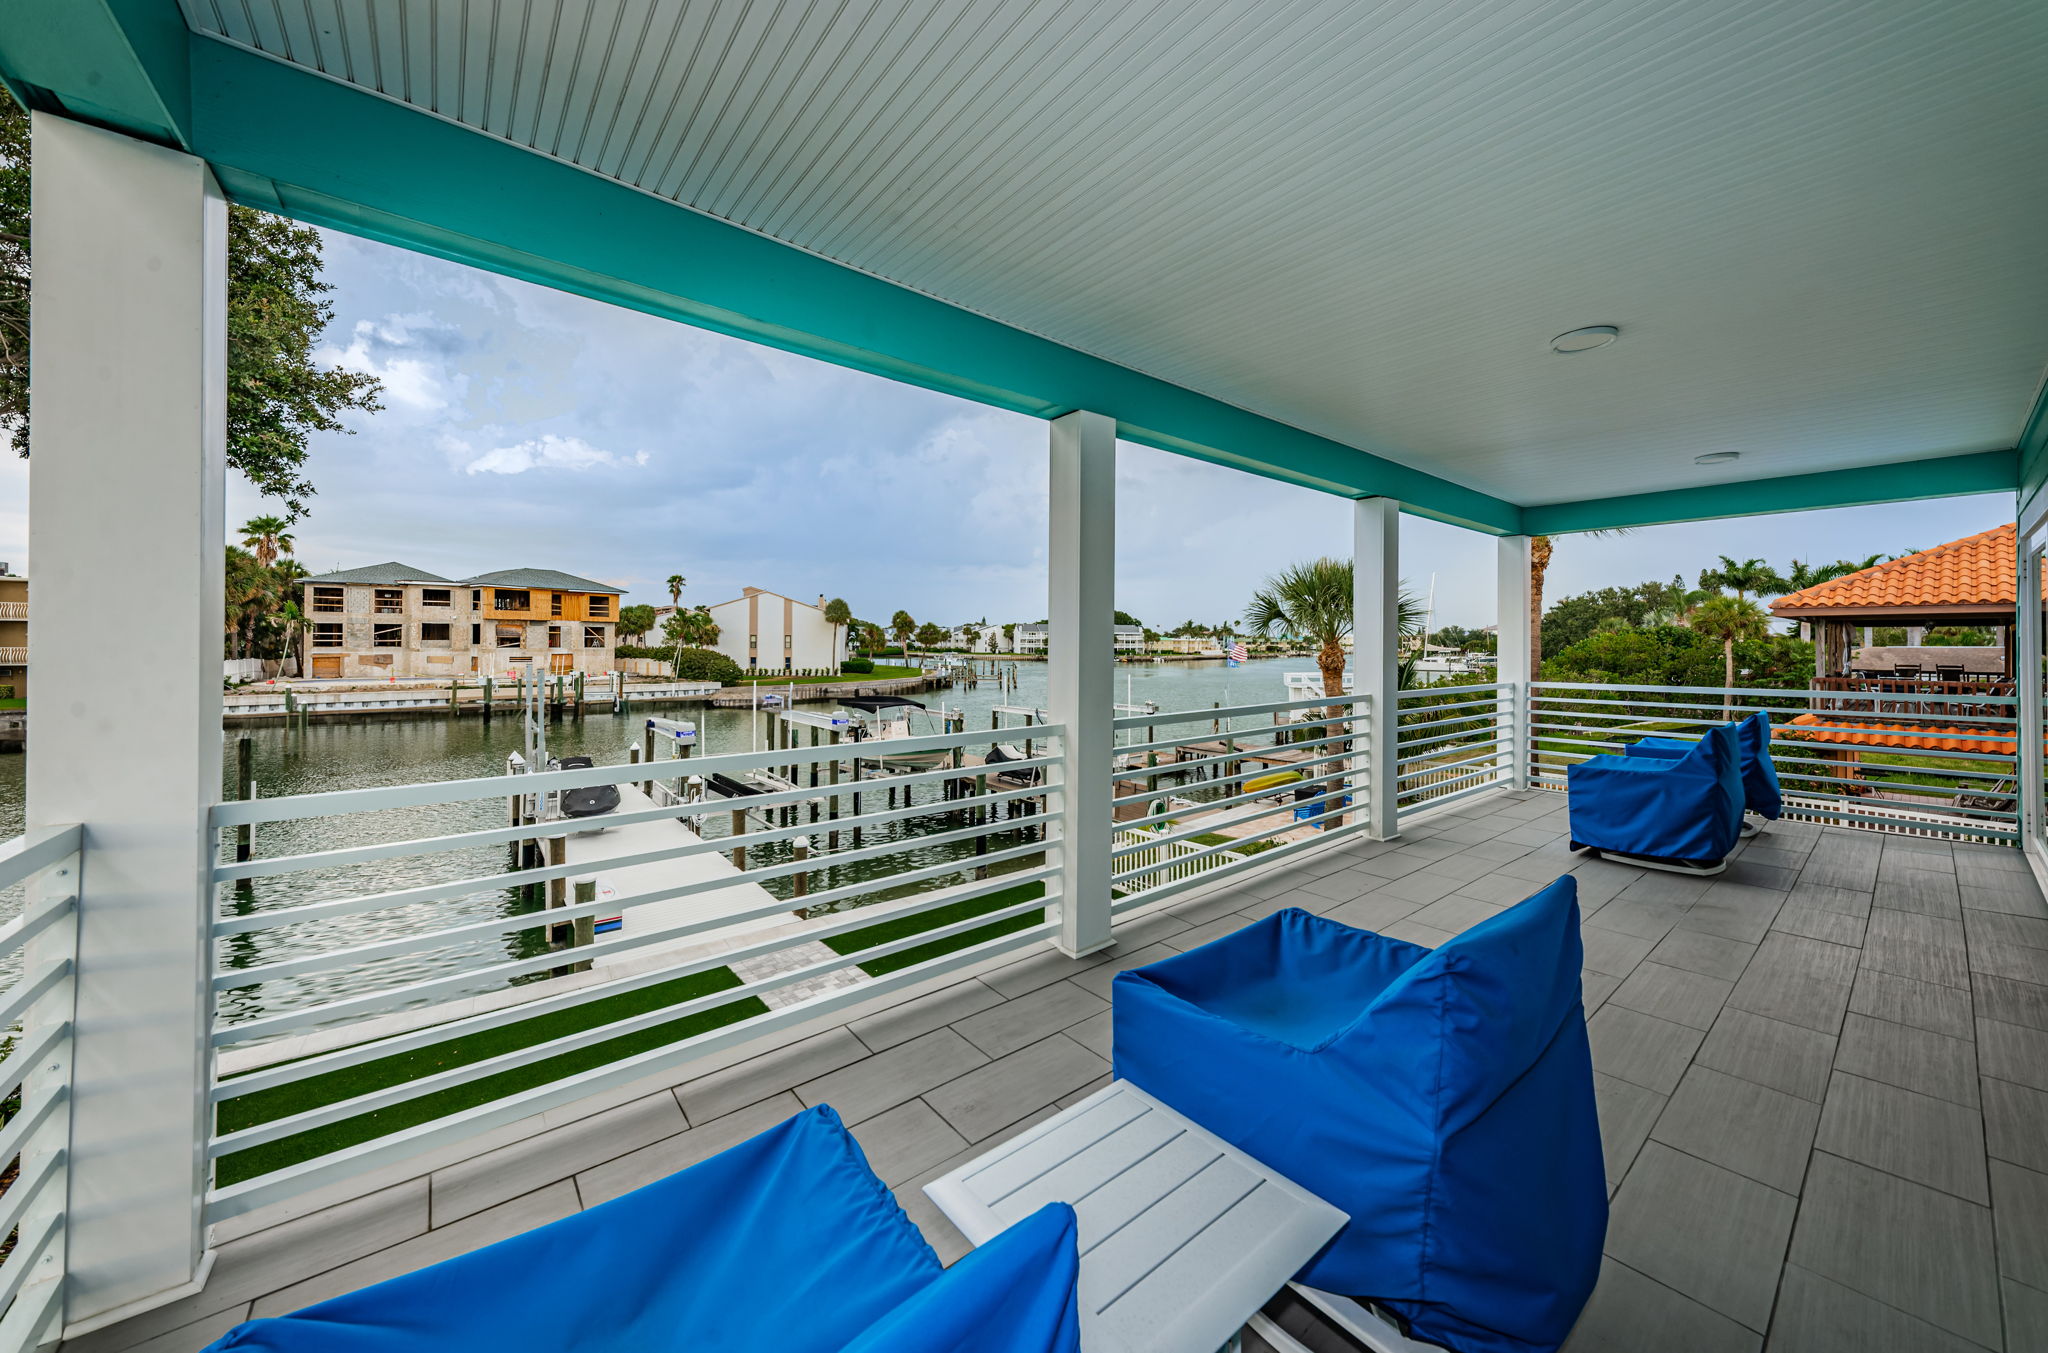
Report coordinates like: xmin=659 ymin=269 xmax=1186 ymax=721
xmin=1528 ymin=681 xmax=2018 ymax=843
xmin=0 ymin=827 xmax=80 ymax=1351
xmin=202 ymin=725 xmax=1065 ymax=1221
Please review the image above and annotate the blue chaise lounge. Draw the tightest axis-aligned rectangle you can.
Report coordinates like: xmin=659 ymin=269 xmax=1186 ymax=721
xmin=1620 ymin=710 xmax=1782 ymax=836
xmin=1567 ymin=718 xmax=1746 ymax=873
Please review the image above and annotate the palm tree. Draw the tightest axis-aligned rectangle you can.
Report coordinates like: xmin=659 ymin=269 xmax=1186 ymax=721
xmin=1530 ymin=529 xmax=1631 ymax=667
xmin=1689 ymin=595 xmax=1770 ymax=709
xmin=823 ymin=597 xmax=851 ymax=665
xmin=666 ymin=574 xmax=686 ymax=609
xmin=1243 ymin=558 xmax=1422 ymax=695
xmin=1698 ymin=556 xmax=1788 ymax=603
xmin=889 ymin=610 xmax=916 ymax=663
xmin=240 ymin=515 xmax=294 ymax=569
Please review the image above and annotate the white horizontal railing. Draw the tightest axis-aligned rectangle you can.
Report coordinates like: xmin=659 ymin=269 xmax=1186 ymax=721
xmin=1529 ymin=681 xmax=2019 ymax=842
xmin=0 ymin=825 xmax=80 ymax=1353
xmin=1395 ymin=682 xmax=1514 ymax=815
xmin=1107 ymin=693 xmax=1371 ymax=906
xmin=204 ymin=727 xmax=1065 ymax=1220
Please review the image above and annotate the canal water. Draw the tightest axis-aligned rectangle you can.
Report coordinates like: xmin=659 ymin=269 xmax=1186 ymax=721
xmin=0 ymin=657 xmax=1323 ymax=1031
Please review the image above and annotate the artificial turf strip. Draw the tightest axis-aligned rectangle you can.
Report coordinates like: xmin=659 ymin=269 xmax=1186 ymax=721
xmin=215 ymin=966 xmax=764 ymax=1187
xmin=821 ymin=880 xmax=1047 ymax=977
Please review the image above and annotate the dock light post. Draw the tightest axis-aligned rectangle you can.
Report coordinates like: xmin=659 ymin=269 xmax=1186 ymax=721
xmin=1048 ymin=411 xmax=1116 ymax=957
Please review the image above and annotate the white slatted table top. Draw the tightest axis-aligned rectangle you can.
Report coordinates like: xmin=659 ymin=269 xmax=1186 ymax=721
xmin=923 ymin=1080 xmax=1347 ymax=1353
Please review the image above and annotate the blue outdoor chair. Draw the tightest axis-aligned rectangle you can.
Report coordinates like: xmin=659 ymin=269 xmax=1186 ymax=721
xmin=1567 ymin=718 xmax=1745 ymax=874
xmin=203 ymin=1105 xmax=1080 ymax=1353
xmin=1112 ymin=878 xmax=1605 ymax=1353
xmin=1619 ymin=711 xmax=1781 ymax=836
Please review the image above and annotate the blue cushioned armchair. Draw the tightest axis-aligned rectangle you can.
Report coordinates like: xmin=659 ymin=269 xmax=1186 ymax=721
xmin=1112 ymin=878 xmax=1604 ymax=1353
xmin=1620 ymin=711 xmax=1781 ymax=833
xmin=204 ymin=1105 xmax=1080 ymax=1353
xmin=1567 ymin=718 xmax=1745 ymax=872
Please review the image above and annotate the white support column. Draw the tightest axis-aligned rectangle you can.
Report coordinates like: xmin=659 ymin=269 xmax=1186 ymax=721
xmin=1047 ymin=411 xmax=1115 ymax=957
xmin=1496 ymin=535 xmax=1535 ymax=791
xmin=2018 ymin=530 xmax=2043 ymax=873
xmin=1354 ymin=498 xmax=1401 ymax=839
xmin=28 ymin=116 xmax=226 ymax=1327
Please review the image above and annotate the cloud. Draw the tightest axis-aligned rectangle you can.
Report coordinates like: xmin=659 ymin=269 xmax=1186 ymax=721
xmin=451 ymin=433 xmax=651 ymax=476
xmin=316 ymin=314 xmax=467 ymax=415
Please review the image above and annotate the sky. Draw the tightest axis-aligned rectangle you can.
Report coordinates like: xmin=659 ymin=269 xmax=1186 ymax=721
xmin=0 ymin=230 xmax=2018 ymax=630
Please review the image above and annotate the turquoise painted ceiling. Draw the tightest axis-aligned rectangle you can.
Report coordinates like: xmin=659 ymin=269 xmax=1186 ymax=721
xmin=152 ymin=2 xmax=2048 ymax=508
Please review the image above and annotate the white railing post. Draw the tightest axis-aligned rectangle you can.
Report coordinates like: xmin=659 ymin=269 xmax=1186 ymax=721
xmin=1354 ymin=498 xmax=1401 ymax=838
xmin=2017 ymin=522 xmax=2043 ymax=868
xmin=6 ymin=841 xmax=81 ymax=1349
xmin=1496 ymin=534 xmax=1534 ymax=791
xmin=1047 ymin=411 xmax=1116 ymax=957
xmin=28 ymin=116 xmax=225 ymax=1328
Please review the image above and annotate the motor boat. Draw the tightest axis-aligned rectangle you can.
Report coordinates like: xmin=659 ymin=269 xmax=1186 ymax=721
xmin=842 ymin=696 xmax=953 ymax=772
xmin=555 ymin=754 xmax=621 ymax=827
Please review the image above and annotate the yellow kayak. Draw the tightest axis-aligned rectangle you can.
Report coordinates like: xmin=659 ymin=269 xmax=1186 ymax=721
xmin=1243 ymin=769 xmax=1303 ymax=795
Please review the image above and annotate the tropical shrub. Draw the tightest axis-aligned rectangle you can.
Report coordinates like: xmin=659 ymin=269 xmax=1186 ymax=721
xmin=840 ymin=657 xmax=875 ymax=674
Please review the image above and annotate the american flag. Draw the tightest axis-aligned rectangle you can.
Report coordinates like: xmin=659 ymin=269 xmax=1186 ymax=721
xmin=1227 ymin=641 xmax=1248 ymax=666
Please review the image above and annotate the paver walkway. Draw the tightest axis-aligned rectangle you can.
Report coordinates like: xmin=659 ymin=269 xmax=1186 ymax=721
xmin=66 ymin=792 xmax=2048 ymax=1353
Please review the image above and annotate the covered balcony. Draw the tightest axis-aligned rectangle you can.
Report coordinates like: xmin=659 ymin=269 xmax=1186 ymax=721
xmin=3 ymin=4 xmax=2048 ymax=1352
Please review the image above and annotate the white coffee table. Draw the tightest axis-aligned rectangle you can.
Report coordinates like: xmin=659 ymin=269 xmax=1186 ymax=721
xmin=923 ymin=1080 xmax=1347 ymax=1353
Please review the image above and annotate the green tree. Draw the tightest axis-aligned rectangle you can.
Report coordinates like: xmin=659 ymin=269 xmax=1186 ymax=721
xmin=1690 ymin=595 xmax=1771 ymax=707
xmin=617 ymin=604 xmax=657 ymax=643
xmin=821 ymin=596 xmax=851 ymax=655
xmin=889 ymin=610 xmax=916 ymax=662
xmin=0 ymin=106 xmax=387 ymax=516
xmin=1529 ymin=529 xmax=1632 ymax=666
xmin=1244 ymin=558 xmax=1421 ymax=695
xmin=665 ymin=575 xmax=686 ymax=608
xmin=915 ymin=621 xmax=947 ymax=649
xmin=1698 ymin=556 xmax=1788 ymax=602
xmin=1113 ymin=610 xmax=1143 ymax=628
xmin=239 ymin=515 xmax=295 ymax=569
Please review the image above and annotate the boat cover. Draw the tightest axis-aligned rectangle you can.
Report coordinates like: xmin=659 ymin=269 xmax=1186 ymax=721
xmin=1621 ymin=711 xmax=1782 ymax=820
xmin=1567 ymin=718 xmax=1745 ymax=866
xmin=1112 ymin=883 xmax=1604 ymax=1353
xmin=202 ymin=1105 xmax=1080 ymax=1353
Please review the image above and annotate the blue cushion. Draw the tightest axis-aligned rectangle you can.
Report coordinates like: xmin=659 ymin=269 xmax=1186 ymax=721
xmin=1112 ymin=879 xmax=1605 ymax=1353
xmin=1624 ymin=712 xmax=1781 ymax=821
xmin=1569 ymin=719 xmax=1745 ymax=865
xmin=204 ymin=1105 xmax=1079 ymax=1353
xmin=840 ymin=1201 xmax=1079 ymax=1353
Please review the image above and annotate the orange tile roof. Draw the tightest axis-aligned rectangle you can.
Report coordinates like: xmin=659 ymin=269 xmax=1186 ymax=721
xmin=1771 ymin=524 xmax=2014 ymax=615
xmin=1783 ymin=713 xmax=2017 ymax=756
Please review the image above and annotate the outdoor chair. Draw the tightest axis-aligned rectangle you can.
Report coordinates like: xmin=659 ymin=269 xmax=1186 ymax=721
xmin=201 ymin=1105 xmax=1080 ymax=1353
xmin=1620 ymin=711 xmax=1782 ymax=836
xmin=1567 ymin=719 xmax=1744 ymax=874
xmin=1111 ymin=879 xmax=1605 ymax=1353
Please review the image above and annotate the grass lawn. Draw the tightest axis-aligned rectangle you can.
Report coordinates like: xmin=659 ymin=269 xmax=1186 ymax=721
xmin=216 ymin=966 xmax=766 ymax=1187
xmin=822 ymin=879 xmax=1047 ymax=976
xmin=0 ymin=698 xmax=22 ymax=710
xmin=725 ymin=665 xmax=920 ymax=687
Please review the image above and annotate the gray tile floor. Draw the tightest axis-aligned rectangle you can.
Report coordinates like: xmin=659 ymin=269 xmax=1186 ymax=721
xmin=66 ymin=792 xmax=2048 ymax=1353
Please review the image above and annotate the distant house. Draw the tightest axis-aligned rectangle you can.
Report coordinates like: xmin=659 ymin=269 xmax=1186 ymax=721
xmin=698 ymin=588 xmax=847 ymax=672
xmin=949 ymin=623 xmax=1006 ymax=652
xmin=300 ymin=563 xmax=621 ymax=679
xmin=1010 ymin=623 xmax=1143 ymax=654
xmin=0 ymin=564 xmax=23 ymax=695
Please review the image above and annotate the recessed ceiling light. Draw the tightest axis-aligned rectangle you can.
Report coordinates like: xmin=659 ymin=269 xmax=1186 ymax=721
xmin=1695 ymin=451 xmax=1740 ymax=465
xmin=1551 ymin=325 xmax=1619 ymax=354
